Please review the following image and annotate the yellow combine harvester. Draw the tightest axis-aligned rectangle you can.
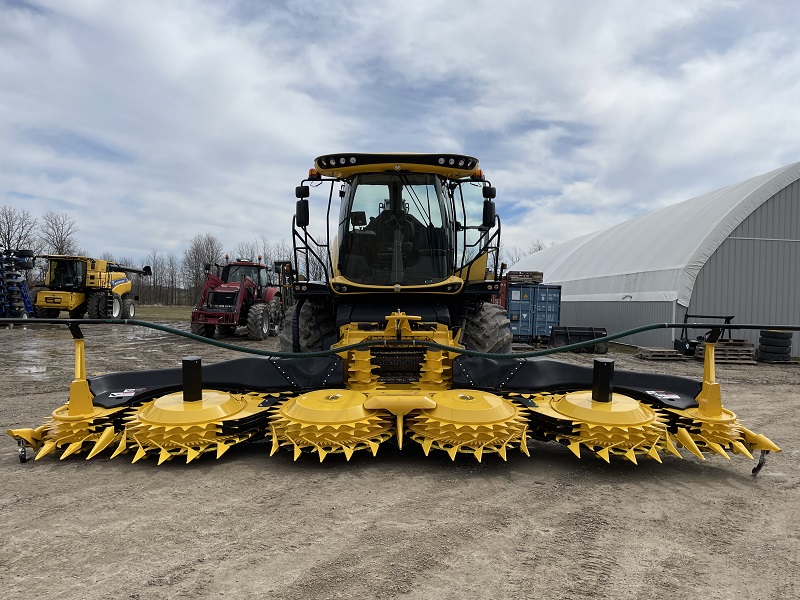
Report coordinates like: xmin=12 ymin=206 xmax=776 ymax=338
xmin=34 ymin=255 xmax=152 ymax=319
xmin=6 ymin=153 xmax=781 ymax=469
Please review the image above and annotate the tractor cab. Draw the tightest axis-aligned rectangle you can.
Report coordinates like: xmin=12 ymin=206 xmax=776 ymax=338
xmin=46 ymin=258 xmax=87 ymax=289
xmin=292 ymin=152 xmax=500 ymax=297
xmin=221 ymin=261 xmax=270 ymax=289
xmin=338 ymin=172 xmax=453 ymax=286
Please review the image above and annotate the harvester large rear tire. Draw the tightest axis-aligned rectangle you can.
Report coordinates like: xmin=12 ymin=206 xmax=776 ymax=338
xmin=122 ymin=298 xmax=135 ymax=318
xmin=86 ymin=293 xmax=107 ymax=319
xmin=246 ymin=304 xmax=269 ymax=340
xmin=280 ymin=300 xmax=336 ymax=352
xmin=69 ymin=305 xmax=87 ymax=319
xmin=461 ymin=302 xmax=513 ymax=354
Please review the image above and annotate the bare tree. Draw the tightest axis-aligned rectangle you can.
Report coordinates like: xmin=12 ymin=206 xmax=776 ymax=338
xmin=141 ymin=249 xmax=166 ymax=305
xmin=500 ymin=239 xmax=549 ymax=268
xmin=165 ymin=252 xmax=181 ymax=305
xmin=232 ymin=240 xmax=259 ymax=262
xmin=39 ymin=211 xmax=79 ymax=255
xmin=182 ymin=233 xmax=224 ymax=304
xmin=0 ymin=205 xmax=38 ymax=251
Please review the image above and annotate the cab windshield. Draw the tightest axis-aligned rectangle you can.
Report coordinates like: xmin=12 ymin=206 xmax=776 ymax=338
xmin=224 ymin=265 xmax=268 ymax=286
xmin=49 ymin=260 xmax=85 ymax=288
xmin=338 ymin=173 xmax=453 ymax=285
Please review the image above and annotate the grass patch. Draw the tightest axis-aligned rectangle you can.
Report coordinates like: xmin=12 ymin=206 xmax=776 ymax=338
xmin=136 ymin=305 xmax=193 ymax=322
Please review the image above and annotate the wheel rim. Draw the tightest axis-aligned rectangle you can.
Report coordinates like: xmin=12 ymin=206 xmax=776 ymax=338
xmin=112 ymin=297 xmax=121 ymax=318
xmin=128 ymin=303 xmax=135 ymax=318
xmin=262 ymin=309 xmax=269 ymax=335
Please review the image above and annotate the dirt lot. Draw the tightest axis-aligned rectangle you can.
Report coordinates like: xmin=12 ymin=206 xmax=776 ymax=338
xmin=1 ymin=308 xmax=799 ymax=599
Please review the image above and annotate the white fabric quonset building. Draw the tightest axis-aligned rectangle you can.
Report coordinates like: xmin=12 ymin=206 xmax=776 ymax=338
xmin=512 ymin=161 xmax=800 ymax=352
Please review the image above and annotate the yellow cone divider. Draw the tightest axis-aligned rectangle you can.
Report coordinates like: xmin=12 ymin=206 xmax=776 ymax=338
xmin=407 ymin=390 xmax=528 ymax=461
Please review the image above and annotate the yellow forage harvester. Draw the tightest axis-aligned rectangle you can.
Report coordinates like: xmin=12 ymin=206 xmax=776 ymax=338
xmin=5 ymin=152 xmax=782 ymax=471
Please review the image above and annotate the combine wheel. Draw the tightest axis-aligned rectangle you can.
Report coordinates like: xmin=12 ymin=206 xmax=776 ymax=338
xmin=190 ymin=322 xmax=216 ymax=338
xmin=69 ymin=306 xmax=87 ymax=319
xmin=461 ymin=302 xmax=513 ymax=354
xmin=110 ymin=293 xmax=123 ymax=318
xmin=86 ymin=293 xmax=107 ymax=318
xmin=246 ymin=304 xmax=269 ymax=340
xmin=121 ymin=298 xmax=135 ymax=318
xmin=35 ymin=306 xmax=60 ymax=318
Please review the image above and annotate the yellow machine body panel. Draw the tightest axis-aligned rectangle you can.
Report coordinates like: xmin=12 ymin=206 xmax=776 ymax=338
xmin=35 ymin=291 xmax=86 ymax=311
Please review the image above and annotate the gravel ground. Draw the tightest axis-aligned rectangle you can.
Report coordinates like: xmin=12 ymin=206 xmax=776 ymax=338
xmin=1 ymin=319 xmax=799 ymax=599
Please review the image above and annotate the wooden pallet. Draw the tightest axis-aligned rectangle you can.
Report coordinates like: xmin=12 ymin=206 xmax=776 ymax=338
xmin=696 ymin=340 xmax=757 ymax=364
xmin=636 ymin=347 xmax=686 ymax=360
xmin=507 ymin=270 xmax=543 ymax=284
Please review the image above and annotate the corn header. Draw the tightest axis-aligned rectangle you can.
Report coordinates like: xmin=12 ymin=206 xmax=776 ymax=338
xmin=5 ymin=316 xmax=782 ymax=470
xmin=4 ymin=153 xmax=783 ymax=470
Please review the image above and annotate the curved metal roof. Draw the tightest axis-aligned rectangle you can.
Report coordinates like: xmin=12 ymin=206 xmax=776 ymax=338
xmin=512 ymin=161 xmax=800 ymax=307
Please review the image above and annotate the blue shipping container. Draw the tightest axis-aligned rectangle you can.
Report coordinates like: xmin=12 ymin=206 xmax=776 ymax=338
xmin=507 ymin=283 xmax=561 ymax=342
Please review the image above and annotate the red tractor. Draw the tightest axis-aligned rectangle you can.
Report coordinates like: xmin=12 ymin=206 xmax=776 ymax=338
xmin=190 ymin=258 xmax=287 ymax=340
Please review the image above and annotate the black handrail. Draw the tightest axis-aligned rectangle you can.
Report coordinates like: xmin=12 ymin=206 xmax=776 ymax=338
xmin=1 ymin=318 xmax=798 ymax=360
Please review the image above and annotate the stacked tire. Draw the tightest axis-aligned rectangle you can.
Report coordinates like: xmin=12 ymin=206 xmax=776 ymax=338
xmin=758 ymin=330 xmax=793 ymax=363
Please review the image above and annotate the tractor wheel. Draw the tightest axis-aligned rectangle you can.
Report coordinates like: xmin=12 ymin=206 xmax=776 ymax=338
xmin=461 ymin=302 xmax=513 ymax=354
xmin=69 ymin=305 xmax=87 ymax=319
xmin=246 ymin=304 xmax=269 ymax=340
xmin=86 ymin=293 xmax=107 ymax=318
xmin=216 ymin=325 xmax=237 ymax=336
xmin=110 ymin=293 xmax=123 ymax=318
xmin=190 ymin=322 xmax=216 ymax=338
xmin=267 ymin=297 xmax=283 ymax=337
xmin=122 ymin=298 xmax=135 ymax=318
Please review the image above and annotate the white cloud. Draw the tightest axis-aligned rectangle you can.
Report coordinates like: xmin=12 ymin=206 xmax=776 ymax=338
xmin=1 ymin=0 xmax=799 ymax=261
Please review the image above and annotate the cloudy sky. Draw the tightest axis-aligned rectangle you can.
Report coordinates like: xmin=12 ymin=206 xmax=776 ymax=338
xmin=2 ymin=0 xmax=799 ymax=261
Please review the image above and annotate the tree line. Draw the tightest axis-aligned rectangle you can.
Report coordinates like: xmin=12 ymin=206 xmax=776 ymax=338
xmin=2 ymin=204 xmax=548 ymax=306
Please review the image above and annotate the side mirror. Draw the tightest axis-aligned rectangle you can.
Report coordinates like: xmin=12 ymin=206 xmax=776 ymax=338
xmin=204 ymin=263 xmax=211 ymax=272
xmin=482 ymin=186 xmax=496 ymax=199
xmin=295 ymin=185 xmax=310 ymax=199
xmin=296 ymin=198 xmax=310 ymax=228
xmin=142 ymin=265 xmax=153 ymax=277
xmin=482 ymin=200 xmax=496 ymax=229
